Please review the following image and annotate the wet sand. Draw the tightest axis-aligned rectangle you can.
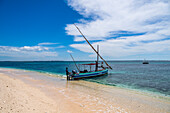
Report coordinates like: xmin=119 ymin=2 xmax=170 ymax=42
xmin=0 ymin=68 xmax=170 ymax=113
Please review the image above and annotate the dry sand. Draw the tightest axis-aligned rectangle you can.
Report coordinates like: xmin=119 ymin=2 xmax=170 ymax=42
xmin=0 ymin=73 xmax=58 ymax=113
xmin=0 ymin=68 xmax=170 ymax=113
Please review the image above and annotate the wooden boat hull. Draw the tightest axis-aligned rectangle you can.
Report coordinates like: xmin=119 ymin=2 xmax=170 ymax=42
xmin=72 ymin=69 xmax=108 ymax=80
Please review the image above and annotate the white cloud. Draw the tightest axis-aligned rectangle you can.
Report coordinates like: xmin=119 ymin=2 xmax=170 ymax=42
xmin=66 ymin=0 xmax=170 ymax=59
xmin=38 ymin=42 xmax=58 ymax=46
xmin=67 ymin=50 xmax=73 ymax=53
xmin=0 ymin=46 xmax=49 ymax=51
xmin=0 ymin=46 xmax=58 ymax=60
xmin=20 ymin=46 xmax=49 ymax=51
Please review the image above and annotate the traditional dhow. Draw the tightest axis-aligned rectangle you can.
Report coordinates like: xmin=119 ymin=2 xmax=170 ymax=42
xmin=143 ymin=59 xmax=149 ymax=64
xmin=72 ymin=69 xmax=108 ymax=80
xmin=66 ymin=24 xmax=112 ymax=80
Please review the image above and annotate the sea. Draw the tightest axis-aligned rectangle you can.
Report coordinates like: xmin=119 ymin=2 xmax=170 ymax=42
xmin=0 ymin=61 xmax=170 ymax=96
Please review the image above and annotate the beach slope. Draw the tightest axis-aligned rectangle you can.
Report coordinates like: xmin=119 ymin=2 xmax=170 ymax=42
xmin=0 ymin=73 xmax=58 ymax=113
xmin=0 ymin=68 xmax=170 ymax=113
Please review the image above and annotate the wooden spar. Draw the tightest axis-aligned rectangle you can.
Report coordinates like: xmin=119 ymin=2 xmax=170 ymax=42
xmin=74 ymin=24 xmax=112 ymax=69
xmin=70 ymin=53 xmax=80 ymax=72
xmin=97 ymin=45 xmax=99 ymax=63
xmin=96 ymin=45 xmax=99 ymax=71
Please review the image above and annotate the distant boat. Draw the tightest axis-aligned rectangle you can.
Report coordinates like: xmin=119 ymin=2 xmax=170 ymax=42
xmin=143 ymin=59 xmax=149 ymax=64
xmin=66 ymin=24 xmax=112 ymax=80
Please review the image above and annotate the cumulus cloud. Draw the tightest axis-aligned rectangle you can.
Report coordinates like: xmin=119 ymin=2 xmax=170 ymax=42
xmin=66 ymin=0 xmax=170 ymax=59
xmin=20 ymin=46 xmax=49 ymax=51
xmin=0 ymin=46 xmax=58 ymax=60
xmin=0 ymin=46 xmax=49 ymax=51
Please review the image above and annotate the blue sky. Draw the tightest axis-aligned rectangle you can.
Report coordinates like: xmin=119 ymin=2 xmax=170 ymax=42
xmin=0 ymin=0 xmax=170 ymax=61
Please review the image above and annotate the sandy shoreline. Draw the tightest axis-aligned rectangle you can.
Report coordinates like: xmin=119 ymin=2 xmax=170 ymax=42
xmin=0 ymin=73 xmax=57 ymax=113
xmin=0 ymin=68 xmax=170 ymax=113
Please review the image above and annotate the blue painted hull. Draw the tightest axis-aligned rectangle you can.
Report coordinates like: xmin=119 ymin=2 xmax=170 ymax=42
xmin=72 ymin=69 xmax=108 ymax=80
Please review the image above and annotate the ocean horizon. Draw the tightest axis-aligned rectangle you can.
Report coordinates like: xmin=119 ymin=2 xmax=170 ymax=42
xmin=1 ymin=60 xmax=170 ymax=61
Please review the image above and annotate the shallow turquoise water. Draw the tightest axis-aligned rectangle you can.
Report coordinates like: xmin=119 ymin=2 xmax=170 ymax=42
xmin=0 ymin=61 xmax=170 ymax=96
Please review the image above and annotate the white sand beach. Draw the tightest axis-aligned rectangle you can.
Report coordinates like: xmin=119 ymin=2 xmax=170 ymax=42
xmin=0 ymin=68 xmax=170 ymax=113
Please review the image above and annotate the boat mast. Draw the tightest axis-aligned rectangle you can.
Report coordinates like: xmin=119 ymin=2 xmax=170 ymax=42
xmin=70 ymin=53 xmax=80 ymax=72
xmin=74 ymin=24 xmax=112 ymax=69
xmin=95 ymin=45 xmax=99 ymax=71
